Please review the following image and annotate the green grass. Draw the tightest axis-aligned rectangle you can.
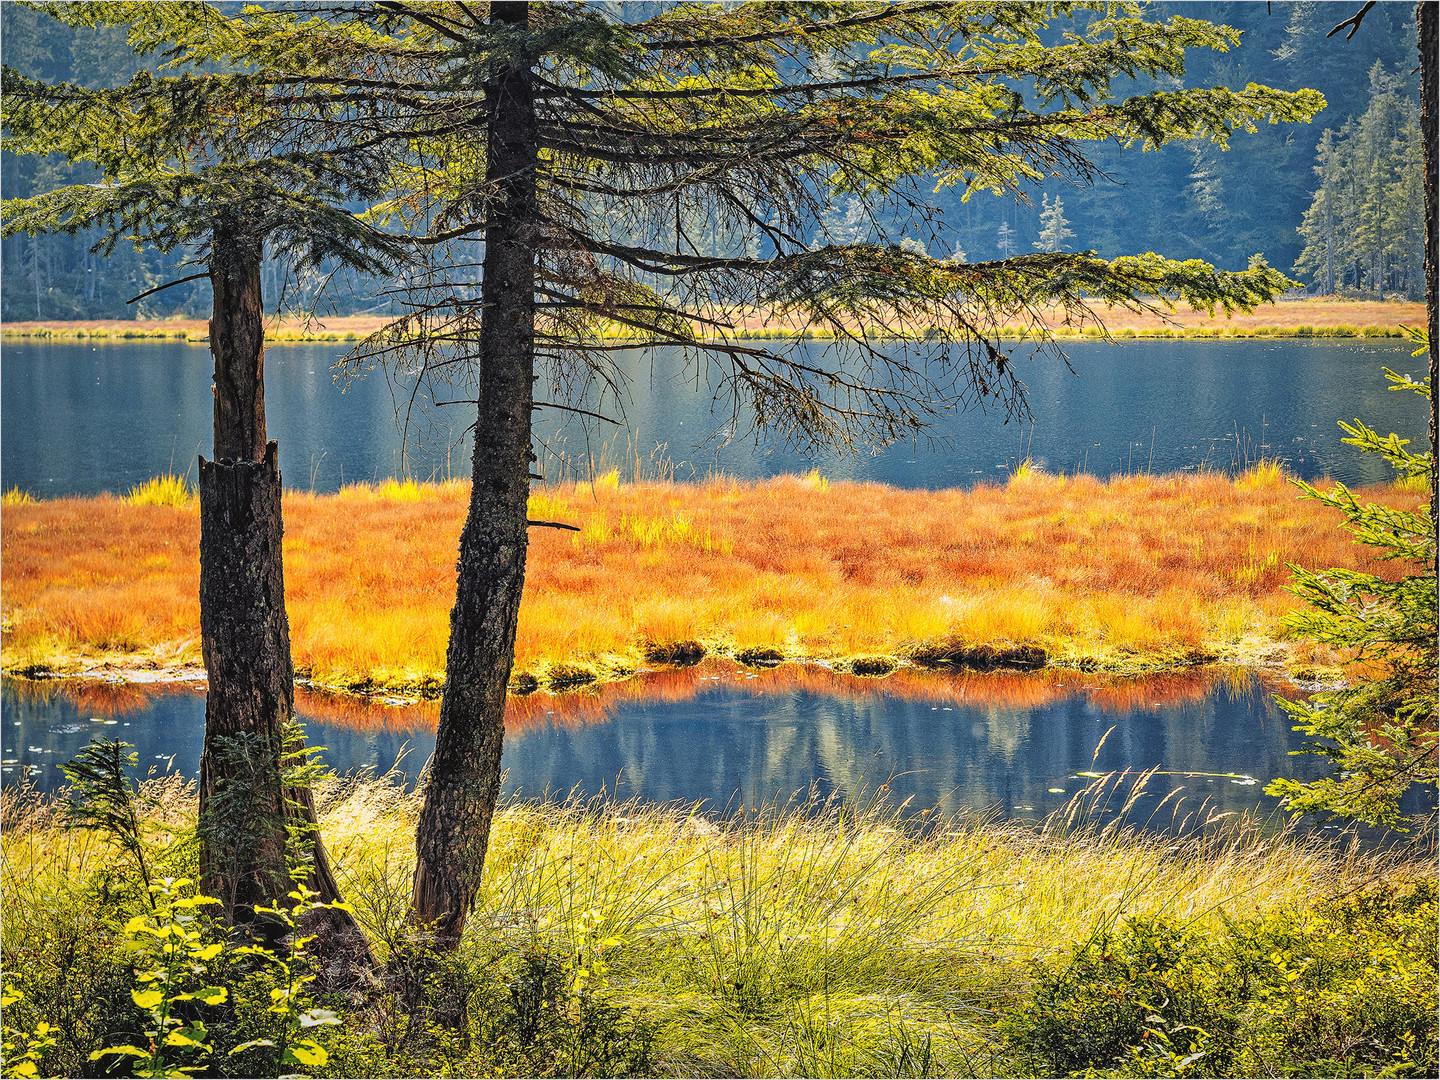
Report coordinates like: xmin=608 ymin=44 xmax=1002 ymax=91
xmin=3 ymin=765 xmax=1433 ymax=1077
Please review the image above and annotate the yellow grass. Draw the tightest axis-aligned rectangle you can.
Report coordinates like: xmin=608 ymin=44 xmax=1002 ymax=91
xmin=2 ymin=767 xmax=1427 ymax=1076
xmin=0 ymin=470 xmax=1417 ymax=691
xmin=125 ymin=474 xmax=195 ymax=507
xmin=0 ymin=299 xmax=1426 ymax=343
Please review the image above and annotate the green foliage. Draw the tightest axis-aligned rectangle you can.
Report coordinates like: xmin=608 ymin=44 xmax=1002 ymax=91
xmin=89 ymin=877 xmax=227 ymax=1079
xmin=1 ymin=983 xmax=58 ymax=1079
xmin=471 ymin=934 xmax=654 ymax=1078
xmin=998 ymin=882 xmax=1439 ymax=1078
xmin=1295 ymin=61 xmax=1427 ymax=298
xmin=1268 ymin=342 xmax=1437 ymax=828
xmin=60 ymin=738 xmax=164 ymax=897
xmin=227 ymin=881 xmax=346 ymax=1075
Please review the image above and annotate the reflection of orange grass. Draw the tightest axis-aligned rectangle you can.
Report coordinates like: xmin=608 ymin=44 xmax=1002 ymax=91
xmin=1 ymin=471 xmax=1413 ymax=688
xmin=8 ymin=663 xmax=1279 ymax=740
xmin=2 ymin=677 xmax=186 ymax=720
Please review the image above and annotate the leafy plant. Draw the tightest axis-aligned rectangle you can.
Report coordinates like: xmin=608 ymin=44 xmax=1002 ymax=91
xmin=228 ymin=879 xmax=346 ymax=1076
xmin=60 ymin=738 xmax=163 ymax=900
xmin=1269 ymin=338 xmax=1437 ymax=828
xmin=88 ymin=877 xmax=228 ymax=1079
xmin=1 ymin=983 xmax=57 ymax=1079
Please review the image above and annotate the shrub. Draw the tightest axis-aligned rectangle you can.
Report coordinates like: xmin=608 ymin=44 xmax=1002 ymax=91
xmin=998 ymin=881 xmax=1438 ymax=1078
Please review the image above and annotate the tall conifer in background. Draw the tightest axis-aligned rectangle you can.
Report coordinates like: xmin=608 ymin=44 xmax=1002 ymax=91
xmin=1295 ymin=60 xmax=1426 ymax=297
xmin=1034 ymin=194 xmax=1075 ymax=251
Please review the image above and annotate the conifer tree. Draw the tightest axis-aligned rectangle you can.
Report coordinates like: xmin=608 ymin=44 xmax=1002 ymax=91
xmin=1 ymin=2 xmax=402 ymax=946
xmin=318 ymin=0 xmax=1323 ymax=941
xmin=1034 ymin=194 xmax=1075 ymax=252
xmin=1268 ymin=358 xmax=1436 ymax=828
xmin=1295 ymin=60 xmax=1426 ymax=298
xmin=2 ymin=0 xmax=1335 ymax=948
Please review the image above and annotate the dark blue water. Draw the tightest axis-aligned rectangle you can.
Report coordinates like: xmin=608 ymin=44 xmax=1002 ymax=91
xmin=6 ymin=670 xmax=1430 ymax=833
xmin=0 ymin=339 xmax=1427 ymax=497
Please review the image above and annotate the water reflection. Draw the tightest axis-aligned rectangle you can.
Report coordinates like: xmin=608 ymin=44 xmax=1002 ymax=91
xmin=9 ymin=665 xmax=1431 ymax=834
xmin=1 ymin=339 xmax=1427 ymax=496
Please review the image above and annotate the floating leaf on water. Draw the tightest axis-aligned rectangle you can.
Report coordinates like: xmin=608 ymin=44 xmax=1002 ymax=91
xmin=1048 ymin=787 xmax=1066 ymax=793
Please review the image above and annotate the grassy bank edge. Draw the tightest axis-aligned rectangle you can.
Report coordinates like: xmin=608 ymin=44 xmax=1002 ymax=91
xmin=0 ymin=322 xmax=1419 ymax=344
xmin=2 ymin=768 xmax=1434 ymax=1078
xmin=0 ymin=633 xmax=1311 ymax=703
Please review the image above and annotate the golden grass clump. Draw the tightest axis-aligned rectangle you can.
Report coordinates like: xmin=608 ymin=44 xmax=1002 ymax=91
xmin=125 ymin=474 xmax=194 ymax=507
xmin=1 ymin=469 xmax=1416 ymax=689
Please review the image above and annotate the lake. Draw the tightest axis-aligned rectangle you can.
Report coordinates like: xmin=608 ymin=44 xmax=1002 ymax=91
xmin=0 ymin=338 xmax=1429 ymax=496
xmin=4 ymin=666 xmax=1432 ymax=840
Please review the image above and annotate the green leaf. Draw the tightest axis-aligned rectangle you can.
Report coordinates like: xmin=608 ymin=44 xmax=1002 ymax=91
xmin=91 ymin=1045 xmax=151 ymax=1059
xmin=283 ymin=1040 xmax=328 ymax=1067
xmin=131 ymin=988 xmax=164 ymax=1010
xmin=174 ymin=986 xmax=227 ymax=1005
xmin=230 ymin=1038 xmax=277 ymax=1054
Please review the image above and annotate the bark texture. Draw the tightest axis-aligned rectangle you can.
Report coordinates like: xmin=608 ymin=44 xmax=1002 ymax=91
xmin=411 ymin=0 xmax=537 ymax=943
xmin=1419 ymin=0 xmax=1438 ymax=553
xmin=199 ymin=228 xmax=365 ymax=963
xmin=197 ymin=442 xmax=298 ymax=920
xmin=209 ymin=216 xmax=268 ymax=463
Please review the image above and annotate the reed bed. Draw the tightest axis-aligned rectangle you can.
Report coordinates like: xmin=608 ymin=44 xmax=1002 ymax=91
xmin=1 ymin=469 xmax=1418 ymax=691
xmin=1 ymin=767 xmax=1428 ymax=1077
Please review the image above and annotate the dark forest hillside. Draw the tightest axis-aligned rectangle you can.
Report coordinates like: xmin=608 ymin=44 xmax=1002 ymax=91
xmin=0 ymin=1 xmax=1423 ymax=322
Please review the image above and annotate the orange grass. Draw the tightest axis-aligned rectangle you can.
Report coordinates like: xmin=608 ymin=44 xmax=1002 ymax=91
xmin=0 ymin=469 xmax=1417 ymax=691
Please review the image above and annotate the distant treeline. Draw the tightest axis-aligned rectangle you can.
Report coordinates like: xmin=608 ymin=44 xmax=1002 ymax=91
xmin=0 ymin=1 xmax=1424 ymax=322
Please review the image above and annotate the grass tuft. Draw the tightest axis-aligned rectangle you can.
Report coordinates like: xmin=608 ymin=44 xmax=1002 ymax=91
xmin=5 ymin=770 xmax=1430 ymax=1078
xmin=124 ymin=474 xmax=193 ymax=507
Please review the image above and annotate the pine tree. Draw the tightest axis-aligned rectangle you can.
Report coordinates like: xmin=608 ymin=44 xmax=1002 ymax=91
xmin=1295 ymin=60 xmax=1425 ymax=298
xmin=995 ymin=219 xmax=1016 ymax=259
xmin=318 ymin=0 xmax=1321 ymax=942
xmin=1033 ymin=194 xmax=1075 ymax=252
xmin=2 ymin=0 xmax=1332 ymax=948
xmin=1269 ymin=352 xmax=1436 ymax=829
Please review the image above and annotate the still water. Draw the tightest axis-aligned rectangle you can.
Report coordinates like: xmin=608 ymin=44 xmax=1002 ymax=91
xmin=5 ymin=666 xmax=1431 ymax=833
xmin=1 ymin=338 xmax=1428 ymax=497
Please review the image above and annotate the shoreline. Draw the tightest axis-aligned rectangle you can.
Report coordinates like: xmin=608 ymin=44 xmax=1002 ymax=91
xmin=0 ymin=645 xmax=1268 ymax=703
xmin=0 ymin=298 xmax=1425 ymax=344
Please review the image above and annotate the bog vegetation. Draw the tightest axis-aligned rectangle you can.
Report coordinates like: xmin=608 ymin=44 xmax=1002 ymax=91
xmin=1 ymin=750 xmax=1435 ymax=1079
xmin=0 ymin=468 xmax=1419 ymax=693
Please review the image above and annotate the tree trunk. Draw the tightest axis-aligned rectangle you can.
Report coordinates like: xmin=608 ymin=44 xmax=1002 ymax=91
xmin=199 ymin=221 xmax=366 ymax=961
xmin=411 ymin=0 xmax=536 ymax=944
xmin=1419 ymin=0 xmax=1438 ymax=557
